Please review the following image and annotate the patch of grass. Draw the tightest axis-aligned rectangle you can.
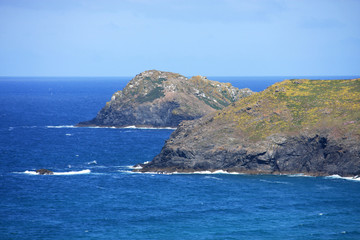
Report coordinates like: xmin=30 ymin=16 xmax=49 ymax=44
xmin=215 ymin=79 xmax=360 ymax=140
xmin=136 ymin=87 xmax=165 ymax=103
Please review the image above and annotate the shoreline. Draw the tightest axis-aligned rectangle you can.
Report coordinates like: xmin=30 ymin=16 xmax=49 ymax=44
xmin=132 ymin=166 xmax=360 ymax=180
xmin=75 ymin=124 xmax=177 ymax=130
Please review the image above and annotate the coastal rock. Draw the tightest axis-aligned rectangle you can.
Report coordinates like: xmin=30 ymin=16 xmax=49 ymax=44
xmin=137 ymin=78 xmax=360 ymax=177
xmin=36 ymin=169 xmax=54 ymax=175
xmin=78 ymin=70 xmax=253 ymax=128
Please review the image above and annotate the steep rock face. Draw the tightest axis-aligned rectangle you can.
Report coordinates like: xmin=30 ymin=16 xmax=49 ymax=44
xmin=137 ymin=79 xmax=360 ymax=176
xmin=78 ymin=70 xmax=252 ymax=127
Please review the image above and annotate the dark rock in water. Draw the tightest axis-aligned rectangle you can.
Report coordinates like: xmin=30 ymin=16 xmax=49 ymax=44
xmin=77 ymin=70 xmax=253 ymax=128
xmin=36 ymin=169 xmax=54 ymax=175
xmin=136 ymin=78 xmax=360 ymax=177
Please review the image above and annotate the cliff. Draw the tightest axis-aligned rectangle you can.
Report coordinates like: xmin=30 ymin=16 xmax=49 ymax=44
xmin=78 ymin=70 xmax=252 ymax=128
xmin=137 ymin=78 xmax=360 ymax=177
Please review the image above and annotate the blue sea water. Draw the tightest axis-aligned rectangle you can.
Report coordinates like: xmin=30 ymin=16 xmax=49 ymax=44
xmin=1 ymin=76 xmax=360 ymax=240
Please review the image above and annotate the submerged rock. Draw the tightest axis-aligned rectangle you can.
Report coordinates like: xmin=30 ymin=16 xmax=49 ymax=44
xmin=136 ymin=78 xmax=360 ymax=177
xmin=36 ymin=169 xmax=54 ymax=175
xmin=78 ymin=70 xmax=253 ymax=128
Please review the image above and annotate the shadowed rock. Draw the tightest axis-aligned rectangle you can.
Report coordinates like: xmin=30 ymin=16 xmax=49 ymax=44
xmin=136 ymin=78 xmax=360 ymax=177
xmin=36 ymin=169 xmax=54 ymax=175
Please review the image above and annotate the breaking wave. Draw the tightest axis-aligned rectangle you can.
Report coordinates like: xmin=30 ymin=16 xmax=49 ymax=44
xmin=21 ymin=169 xmax=91 ymax=175
xmin=46 ymin=125 xmax=75 ymax=128
xmin=325 ymin=174 xmax=360 ymax=182
xmin=123 ymin=125 xmax=176 ymax=130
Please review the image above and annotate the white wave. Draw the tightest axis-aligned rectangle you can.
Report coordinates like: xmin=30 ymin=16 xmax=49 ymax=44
xmin=286 ymin=173 xmax=313 ymax=178
xmin=54 ymin=169 xmax=91 ymax=175
xmin=21 ymin=169 xmax=91 ymax=175
xmin=118 ymin=170 xmax=137 ymax=174
xmin=65 ymin=133 xmax=72 ymax=136
xmin=124 ymin=125 xmax=176 ymax=130
xmin=87 ymin=160 xmax=97 ymax=165
xmin=325 ymin=174 xmax=360 ymax=182
xmin=124 ymin=125 xmax=136 ymax=129
xmin=46 ymin=125 xmax=75 ymax=128
xmin=23 ymin=170 xmax=39 ymax=175
xmin=7 ymin=126 xmax=40 ymax=130
xmin=46 ymin=124 xmax=175 ymax=130
xmin=128 ymin=165 xmax=142 ymax=170
xmin=126 ymin=161 xmax=150 ymax=170
xmin=173 ymin=170 xmax=244 ymax=175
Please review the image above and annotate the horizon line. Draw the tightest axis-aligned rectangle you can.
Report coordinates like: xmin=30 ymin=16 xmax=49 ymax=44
xmin=0 ymin=74 xmax=359 ymax=78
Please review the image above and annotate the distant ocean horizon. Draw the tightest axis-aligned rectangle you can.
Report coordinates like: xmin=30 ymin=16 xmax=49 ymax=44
xmin=1 ymin=74 xmax=359 ymax=92
xmin=1 ymin=76 xmax=360 ymax=239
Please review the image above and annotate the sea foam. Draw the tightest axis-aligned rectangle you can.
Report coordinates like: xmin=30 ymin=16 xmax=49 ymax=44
xmin=325 ymin=174 xmax=360 ymax=182
xmin=46 ymin=125 xmax=75 ymax=128
xmin=22 ymin=169 xmax=91 ymax=175
xmin=124 ymin=125 xmax=176 ymax=130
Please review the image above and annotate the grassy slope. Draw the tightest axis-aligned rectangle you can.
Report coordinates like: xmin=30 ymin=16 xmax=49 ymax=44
xmin=215 ymin=79 xmax=360 ymax=140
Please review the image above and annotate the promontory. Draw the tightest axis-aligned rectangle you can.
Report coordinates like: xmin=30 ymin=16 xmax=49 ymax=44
xmin=136 ymin=78 xmax=360 ymax=177
xmin=78 ymin=70 xmax=252 ymax=128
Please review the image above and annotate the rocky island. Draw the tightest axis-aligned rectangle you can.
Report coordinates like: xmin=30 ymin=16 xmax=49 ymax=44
xmin=136 ymin=78 xmax=360 ymax=177
xmin=78 ymin=70 xmax=252 ymax=128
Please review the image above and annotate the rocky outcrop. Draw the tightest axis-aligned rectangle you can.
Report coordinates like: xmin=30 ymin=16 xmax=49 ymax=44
xmin=136 ymin=78 xmax=360 ymax=177
xmin=36 ymin=169 xmax=54 ymax=175
xmin=78 ymin=70 xmax=252 ymax=128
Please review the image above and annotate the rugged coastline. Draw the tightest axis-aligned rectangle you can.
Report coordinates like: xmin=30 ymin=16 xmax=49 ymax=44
xmin=78 ymin=70 xmax=253 ymax=128
xmin=135 ymin=78 xmax=360 ymax=177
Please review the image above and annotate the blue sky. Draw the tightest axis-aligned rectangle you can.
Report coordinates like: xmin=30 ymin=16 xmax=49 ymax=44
xmin=0 ymin=0 xmax=359 ymax=76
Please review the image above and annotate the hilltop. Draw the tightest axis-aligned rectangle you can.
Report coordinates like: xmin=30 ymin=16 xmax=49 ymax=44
xmin=137 ymin=78 xmax=360 ymax=177
xmin=78 ymin=70 xmax=252 ymax=128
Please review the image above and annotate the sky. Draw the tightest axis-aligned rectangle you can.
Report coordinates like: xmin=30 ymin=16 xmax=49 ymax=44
xmin=0 ymin=0 xmax=359 ymax=77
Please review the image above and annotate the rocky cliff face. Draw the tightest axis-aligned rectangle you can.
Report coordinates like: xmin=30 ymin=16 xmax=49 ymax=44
xmin=137 ymin=78 xmax=360 ymax=177
xmin=78 ymin=70 xmax=252 ymax=128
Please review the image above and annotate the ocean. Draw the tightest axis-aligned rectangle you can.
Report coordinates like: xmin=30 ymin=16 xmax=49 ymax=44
xmin=1 ymin=76 xmax=360 ymax=240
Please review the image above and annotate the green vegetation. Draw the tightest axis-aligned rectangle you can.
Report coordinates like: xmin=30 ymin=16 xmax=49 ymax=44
xmin=136 ymin=86 xmax=165 ymax=103
xmin=188 ymin=76 xmax=243 ymax=109
xmin=215 ymin=79 xmax=360 ymax=140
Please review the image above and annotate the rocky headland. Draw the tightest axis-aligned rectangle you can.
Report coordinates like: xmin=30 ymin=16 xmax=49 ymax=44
xmin=136 ymin=78 xmax=360 ymax=177
xmin=78 ymin=70 xmax=252 ymax=128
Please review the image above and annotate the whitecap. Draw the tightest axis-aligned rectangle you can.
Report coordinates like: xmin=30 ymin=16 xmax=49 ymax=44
xmin=128 ymin=165 xmax=142 ymax=170
xmin=23 ymin=170 xmax=38 ymax=175
xmin=87 ymin=160 xmax=97 ymax=165
xmin=325 ymin=174 xmax=360 ymax=182
xmin=123 ymin=126 xmax=176 ymax=130
xmin=65 ymin=133 xmax=72 ymax=136
xmin=20 ymin=169 xmax=91 ymax=175
xmin=53 ymin=169 xmax=91 ymax=175
xmin=124 ymin=125 xmax=136 ymax=129
xmin=118 ymin=170 xmax=137 ymax=174
xmin=46 ymin=125 xmax=75 ymax=128
xmin=174 ymin=170 xmax=244 ymax=175
xmin=286 ymin=173 xmax=313 ymax=178
xmin=193 ymin=171 xmax=213 ymax=174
